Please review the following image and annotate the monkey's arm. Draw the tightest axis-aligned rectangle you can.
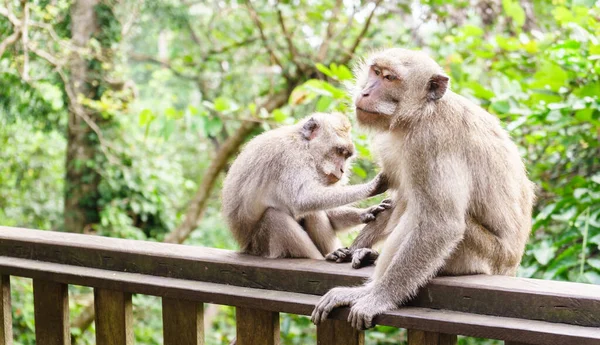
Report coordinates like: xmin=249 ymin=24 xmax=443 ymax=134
xmin=294 ymin=173 xmax=388 ymax=214
xmin=346 ymin=157 xmax=470 ymax=330
xmin=326 ymin=200 xmax=392 ymax=231
xmin=326 ymin=203 xmax=396 ymax=267
xmin=313 ymin=156 xmax=470 ymax=329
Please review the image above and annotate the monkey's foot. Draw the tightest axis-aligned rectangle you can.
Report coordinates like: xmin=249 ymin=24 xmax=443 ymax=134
xmin=351 ymin=248 xmax=379 ymax=269
xmin=310 ymin=286 xmax=369 ymax=325
xmin=325 ymin=247 xmax=379 ymax=268
xmin=325 ymin=247 xmax=352 ymax=262
xmin=348 ymin=293 xmax=397 ymax=330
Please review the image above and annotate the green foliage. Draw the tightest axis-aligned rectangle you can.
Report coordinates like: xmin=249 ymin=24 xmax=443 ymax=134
xmin=1 ymin=0 xmax=600 ymax=344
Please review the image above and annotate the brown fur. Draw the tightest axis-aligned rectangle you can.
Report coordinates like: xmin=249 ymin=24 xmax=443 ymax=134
xmin=312 ymin=48 xmax=535 ymax=330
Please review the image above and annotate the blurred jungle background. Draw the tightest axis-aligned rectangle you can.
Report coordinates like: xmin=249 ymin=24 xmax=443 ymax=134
xmin=1 ymin=0 xmax=599 ymax=344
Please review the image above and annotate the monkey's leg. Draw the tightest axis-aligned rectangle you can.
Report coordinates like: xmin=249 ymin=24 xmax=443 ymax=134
xmin=259 ymin=208 xmax=325 ymax=260
xmin=302 ymin=211 xmax=341 ymax=256
xmin=326 ymin=202 xmax=401 ymax=268
xmin=303 ymin=204 xmax=392 ymax=256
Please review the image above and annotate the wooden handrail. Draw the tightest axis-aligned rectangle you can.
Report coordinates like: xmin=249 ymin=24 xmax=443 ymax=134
xmin=0 ymin=226 xmax=599 ymax=345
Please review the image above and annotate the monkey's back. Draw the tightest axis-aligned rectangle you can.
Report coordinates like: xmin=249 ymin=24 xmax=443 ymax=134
xmin=450 ymin=93 xmax=535 ymax=274
xmin=222 ymin=125 xmax=309 ymax=251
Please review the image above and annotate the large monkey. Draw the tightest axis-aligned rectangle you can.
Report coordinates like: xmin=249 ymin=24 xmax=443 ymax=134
xmin=222 ymin=112 xmax=389 ymax=259
xmin=311 ymin=48 xmax=535 ymax=330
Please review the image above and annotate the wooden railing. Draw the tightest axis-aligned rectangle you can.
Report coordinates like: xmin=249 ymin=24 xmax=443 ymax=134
xmin=0 ymin=226 xmax=599 ymax=345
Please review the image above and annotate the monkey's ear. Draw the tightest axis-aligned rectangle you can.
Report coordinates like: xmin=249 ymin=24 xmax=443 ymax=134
xmin=427 ymin=74 xmax=450 ymax=101
xmin=301 ymin=117 xmax=320 ymax=140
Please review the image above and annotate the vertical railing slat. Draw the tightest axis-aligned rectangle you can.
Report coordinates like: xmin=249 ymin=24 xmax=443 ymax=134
xmin=33 ymin=279 xmax=70 ymax=345
xmin=94 ymin=288 xmax=133 ymax=345
xmin=407 ymin=329 xmax=457 ymax=345
xmin=236 ymin=307 xmax=279 ymax=345
xmin=162 ymin=297 xmax=204 ymax=345
xmin=0 ymin=275 xmax=12 ymax=345
xmin=317 ymin=319 xmax=364 ymax=345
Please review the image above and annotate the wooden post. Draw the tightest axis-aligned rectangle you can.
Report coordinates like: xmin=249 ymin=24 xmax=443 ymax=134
xmin=162 ymin=298 xmax=204 ymax=345
xmin=317 ymin=319 xmax=364 ymax=345
xmin=236 ymin=307 xmax=279 ymax=345
xmin=505 ymin=342 xmax=532 ymax=345
xmin=408 ymin=329 xmax=457 ymax=345
xmin=0 ymin=275 xmax=12 ymax=345
xmin=33 ymin=279 xmax=70 ymax=345
xmin=94 ymin=289 xmax=133 ymax=345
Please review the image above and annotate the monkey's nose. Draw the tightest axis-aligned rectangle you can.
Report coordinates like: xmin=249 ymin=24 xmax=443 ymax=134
xmin=361 ymin=92 xmax=370 ymax=97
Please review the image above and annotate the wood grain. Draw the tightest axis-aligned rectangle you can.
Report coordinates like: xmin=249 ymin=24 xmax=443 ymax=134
xmin=407 ymin=329 xmax=457 ymax=345
xmin=162 ymin=298 xmax=203 ymax=345
xmin=0 ymin=275 xmax=12 ymax=345
xmin=94 ymin=289 xmax=133 ymax=345
xmin=33 ymin=279 xmax=70 ymax=345
xmin=236 ymin=307 xmax=279 ymax=345
xmin=1 ymin=257 xmax=598 ymax=344
xmin=317 ymin=319 xmax=364 ymax=345
xmin=0 ymin=227 xmax=598 ymax=327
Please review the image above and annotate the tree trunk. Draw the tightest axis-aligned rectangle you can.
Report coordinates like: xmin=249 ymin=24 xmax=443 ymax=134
xmin=64 ymin=0 xmax=101 ymax=233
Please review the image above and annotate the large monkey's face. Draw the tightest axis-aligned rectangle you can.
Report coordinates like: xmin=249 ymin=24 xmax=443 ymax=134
xmin=300 ymin=113 xmax=355 ymax=185
xmin=353 ymin=48 xmax=450 ymax=130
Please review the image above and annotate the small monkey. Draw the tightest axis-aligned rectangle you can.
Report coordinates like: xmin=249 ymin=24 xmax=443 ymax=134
xmin=312 ymin=48 xmax=535 ymax=330
xmin=222 ymin=112 xmax=389 ymax=259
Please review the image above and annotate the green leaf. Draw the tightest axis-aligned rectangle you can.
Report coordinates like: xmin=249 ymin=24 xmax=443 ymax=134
xmin=161 ymin=119 xmax=176 ymax=140
xmin=465 ymin=82 xmax=494 ymax=100
xmin=333 ymin=65 xmax=353 ymax=81
xmin=206 ymin=117 xmax=223 ymax=136
xmin=461 ymin=24 xmax=484 ymax=37
xmin=139 ymin=109 xmax=155 ymax=126
xmin=214 ymin=97 xmax=230 ymax=112
xmin=315 ymin=63 xmax=334 ymax=78
xmin=530 ymin=61 xmax=569 ymax=92
xmin=503 ymin=0 xmax=526 ymax=28
xmin=165 ymin=107 xmax=183 ymax=119
xmin=583 ymin=271 xmax=600 ymax=284
xmin=532 ymin=240 xmax=556 ymax=266
xmin=588 ymin=258 xmax=600 ymax=270
xmin=491 ymin=100 xmax=510 ymax=114
xmin=352 ymin=166 xmax=367 ymax=179
xmin=575 ymin=108 xmax=593 ymax=122
xmin=316 ymin=96 xmax=333 ymax=112
xmin=272 ymin=109 xmax=287 ymax=123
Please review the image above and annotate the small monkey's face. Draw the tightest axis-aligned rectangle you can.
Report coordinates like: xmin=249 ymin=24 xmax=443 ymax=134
xmin=353 ymin=48 xmax=450 ymax=130
xmin=300 ymin=113 xmax=355 ymax=185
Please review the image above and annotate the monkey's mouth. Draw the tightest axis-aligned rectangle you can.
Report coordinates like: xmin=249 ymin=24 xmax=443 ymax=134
xmin=356 ymin=107 xmax=385 ymax=116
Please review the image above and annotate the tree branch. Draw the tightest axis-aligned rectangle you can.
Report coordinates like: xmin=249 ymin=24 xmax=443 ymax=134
xmin=340 ymin=0 xmax=382 ymax=65
xmin=317 ymin=0 xmax=343 ymax=61
xmin=164 ymin=90 xmax=290 ymax=244
xmin=129 ymin=52 xmax=197 ymax=80
xmin=0 ymin=28 xmax=20 ymax=58
xmin=275 ymin=5 xmax=302 ymax=70
xmin=245 ymin=1 xmax=288 ymax=78
xmin=20 ymin=0 xmax=29 ymax=80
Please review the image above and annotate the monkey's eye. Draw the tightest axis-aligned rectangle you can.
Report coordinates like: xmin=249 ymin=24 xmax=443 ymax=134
xmin=336 ymin=147 xmax=352 ymax=158
xmin=384 ymin=75 xmax=397 ymax=81
xmin=374 ymin=69 xmax=381 ymax=76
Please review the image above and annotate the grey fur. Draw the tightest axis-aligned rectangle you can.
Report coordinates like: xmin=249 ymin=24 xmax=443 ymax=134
xmin=222 ymin=112 xmax=388 ymax=259
xmin=312 ymin=48 xmax=535 ymax=330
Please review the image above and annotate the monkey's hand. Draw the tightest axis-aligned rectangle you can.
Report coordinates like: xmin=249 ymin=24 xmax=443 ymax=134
xmin=348 ymin=292 xmax=397 ymax=330
xmin=351 ymin=248 xmax=379 ymax=269
xmin=368 ymin=173 xmax=389 ymax=197
xmin=311 ymin=286 xmax=369 ymax=325
xmin=359 ymin=199 xmax=393 ymax=223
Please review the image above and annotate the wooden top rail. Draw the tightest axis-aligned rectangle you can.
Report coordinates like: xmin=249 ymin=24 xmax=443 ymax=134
xmin=1 ymin=226 xmax=599 ymax=344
